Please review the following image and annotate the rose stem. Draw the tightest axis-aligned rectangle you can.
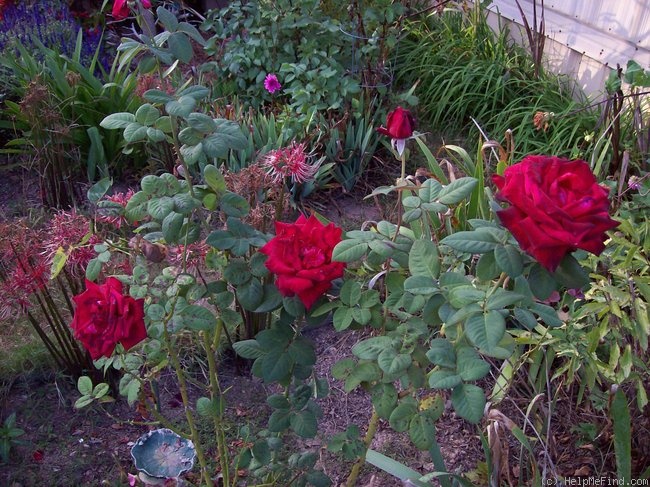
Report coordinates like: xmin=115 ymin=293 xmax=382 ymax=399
xmin=163 ymin=318 xmax=214 ymax=486
xmin=202 ymin=323 xmax=230 ymax=485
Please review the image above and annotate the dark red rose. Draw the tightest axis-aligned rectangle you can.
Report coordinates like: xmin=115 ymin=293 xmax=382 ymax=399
xmin=70 ymin=277 xmax=146 ymax=360
xmin=260 ymin=215 xmax=345 ymax=310
xmin=112 ymin=0 xmax=152 ymax=20
xmin=492 ymin=155 xmax=619 ymax=272
xmin=377 ymin=106 xmax=415 ymax=140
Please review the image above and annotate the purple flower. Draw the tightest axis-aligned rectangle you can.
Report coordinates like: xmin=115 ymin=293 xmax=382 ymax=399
xmin=264 ymin=73 xmax=282 ymax=94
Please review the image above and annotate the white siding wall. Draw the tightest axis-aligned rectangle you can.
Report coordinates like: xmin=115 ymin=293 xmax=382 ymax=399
xmin=483 ymin=0 xmax=650 ymax=97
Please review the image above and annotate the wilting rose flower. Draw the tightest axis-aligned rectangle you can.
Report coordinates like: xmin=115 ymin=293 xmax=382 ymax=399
xmin=492 ymin=155 xmax=619 ymax=272
xmin=70 ymin=277 xmax=146 ymax=360
xmin=377 ymin=106 xmax=415 ymax=155
xmin=264 ymin=73 xmax=282 ymax=94
xmin=260 ymin=215 xmax=345 ymax=309
xmin=112 ymin=0 xmax=151 ymax=20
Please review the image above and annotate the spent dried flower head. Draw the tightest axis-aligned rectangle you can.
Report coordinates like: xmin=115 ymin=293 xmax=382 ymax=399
xmin=167 ymin=240 xmax=210 ymax=273
xmin=262 ymin=142 xmax=321 ymax=184
xmin=533 ymin=111 xmax=554 ymax=132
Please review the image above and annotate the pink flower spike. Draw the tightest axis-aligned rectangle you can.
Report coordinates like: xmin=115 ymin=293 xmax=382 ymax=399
xmin=264 ymin=73 xmax=282 ymax=94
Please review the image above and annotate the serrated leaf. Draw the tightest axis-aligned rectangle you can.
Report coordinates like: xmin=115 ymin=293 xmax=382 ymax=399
xmin=451 ymin=383 xmax=485 ymax=424
xmin=428 ymin=370 xmax=462 ymax=389
xmin=456 ymin=347 xmax=490 ymax=381
xmin=290 ymin=409 xmax=318 ymax=438
xmin=409 ymin=239 xmax=440 ymax=279
xmin=135 ymin=103 xmax=160 ymax=126
xmin=233 ymin=340 xmax=265 ymax=359
xmin=372 ymin=383 xmax=398 ymax=418
xmin=78 ymin=376 xmax=93 ymax=396
xmin=426 ymin=339 xmax=456 ymax=369
xmin=440 ymin=227 xmax=500 ymax=253
xmin=437 ymin=177 xmax=477 ymax=205
xmin=409 ymin=413 xmax=435 ymax=450
xmin=377 ymin=348 xmax=411 ymax=375
xmin=261 ymin=351 xmax=293 ymax=383
xmin=389 ymin=402 xmax=417 ymax=432
xmin=162 ymin=211 xmax=184 ymax=243
xmin=147 ymin=196 xmax=174 ymax=220
xmin=352 ymin=336 xmax=394 ymax=360
xmin=332 ymin=239 xmax=368 ymax=263
xmin=100 ymin=112 xmax=135 ymax=129
xmin=180 ymin=304 xmax=215 ymax=330
xmin=494 ymin=244 xmax=523 ymax=278
xmin=465 ymin=311 xmax=506 ymax=355
xmin=339 ymin=280 xmax=361 ymax=306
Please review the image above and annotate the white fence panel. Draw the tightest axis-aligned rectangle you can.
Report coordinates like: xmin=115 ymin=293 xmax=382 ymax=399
xmin=483 ymin=0 xmax=650 ymax=96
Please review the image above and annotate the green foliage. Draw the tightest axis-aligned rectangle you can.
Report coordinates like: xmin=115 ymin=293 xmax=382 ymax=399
xmin=0 ymin=34 xmax=141 ymax=206
xmin=202 ymin=0 xmax=360 ymax=117
xmin=0 ymin=413 xmax=25 ymax=464
xmin=395 ymin=4 xmax=597 ymax=159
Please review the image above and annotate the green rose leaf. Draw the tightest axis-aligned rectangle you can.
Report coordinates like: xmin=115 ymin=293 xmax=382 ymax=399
xmin=456 ymin=347 xmax=490 ymax=381
xmin=388 ymin=402 xmax=417 ymax=433
xmin=100 ymin=112 xmax=135 ymax=129
xmin=372 ymin=383 xmax=398 ymax=419
xmin=168 ymin=32 xmax=193 ymax=63
xmin=332 ymin=239 xmax=368 ymax=263
xmin=180 ymin=304 xmax=216 ymax=331
xmin=465 ymin=311 xmax=506 ymax=355
xmin=352 ymin=336 xmax=394 ymax=360
xmin=494 ymin=244 xmax=523 ymax=278
xmin=428 ymin=370 xmax=462 ymax=389
xmin=408 ymin=239 xmax=440 ymax=279
xmin=451 ymin=383 xmax=485 ymax=424
xmin=135 ymin=103 xmax=160 ymax=126
xmin=409 ymin=413 xmax=435 ymax=450
xmin=233 ymin=339 xmax=266 ymax=359
xmin=437 ymin=177 xmax=477 ymax=205
xmin=426 ymin=338 xmax=456 ymax=369
xmin=290 ymin=409 xmax=318 ymax=438
xmin=441 ymin=227 xmax=500 ymax=253
xmin=377 ymin=348 xmax=412 ymax=376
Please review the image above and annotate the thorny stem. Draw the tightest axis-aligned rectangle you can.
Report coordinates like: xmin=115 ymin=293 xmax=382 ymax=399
xmin=163 ymin=318 xmax=214 ymax=486
xmin=202 ymin=324 xmax=230 ymax=486
xmin=345 ymin=409 xmax=380 ymax=487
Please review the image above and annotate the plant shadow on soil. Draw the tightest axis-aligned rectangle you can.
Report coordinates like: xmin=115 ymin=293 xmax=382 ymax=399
xmin=0 ymin=324 xmax=485 ymax=487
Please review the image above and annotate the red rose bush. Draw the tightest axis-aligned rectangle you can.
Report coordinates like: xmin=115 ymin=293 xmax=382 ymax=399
xmin=260 ymin=215 xmax=345 ymax=310
xmin=492 ymin=155 xmax=619 ymax=271
xmin=70 ymin=277 xmax=147 ymax=360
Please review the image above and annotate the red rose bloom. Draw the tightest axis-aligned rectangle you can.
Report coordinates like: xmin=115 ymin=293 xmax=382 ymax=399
xmin=492 ymin=155 xmax=619 ymax=272
xmin=377 ymin=106 xmax=415 ymax=140
xmin=112 ymin=0 xmax=152 ymax=20
xmin=70 ymin=277 xmax=146 ymax=360
xmin=260 ymin=215 xmax=345 ymax=310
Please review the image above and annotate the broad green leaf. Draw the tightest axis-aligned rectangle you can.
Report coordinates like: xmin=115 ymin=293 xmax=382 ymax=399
xmin=456 ymin=347 xmax=490 ymax=381
xmin=233 ymin=340 xmax=265 ymax=359
xmin=261 ymin=351 xmax=293 ymax=383
xmin=428 ymin=370 xmax=462 ymax=389
xmin=451 ymin=383 xmax=485 ymax=424
xmin=528 ymin=263 xmax=557 ymax=300
xmin=290 ymin=409 xmax=318 ymax=438
xmin=156 ymin=6 xmax=179 ymax=30
xmin=168 ymin=32 xmax=193 ymax=63
xmin=332 ymin=239 xmax=368 ymax=262
xmin=162 ymin=211 xmax=184 ymax=243
xmin=485 ymin=289 xmax=525 ymax=310
xmin=180 ymin=304 xmax=215 ymax=330
xmin=409 ymin=413 xmax=435 ymax=450
xmin=529 ymin=302 xmax=563 ymax=327
xmin=426 ymin=339 xmax=456 ymax=369
xmin=187 ymin=113 xmax=217 ymax=133
xmin=147 ymin=196 xmax=174 ymax=220
xmin=494 ymin=244 xmax=523 ymax=278
xmin=437 ymin=177 xmax=477 ymax=205
xmin=78 ymin=376 xmax=93 ymax=396
xmin=204 ymin=164 xmax=226 ymax=195
xmin=100 ymin=112 xmax=135 ymax=129
xmin=339 ymin=280 xmax=361 ymax=307
xmin=123 ymin=122 xmax=148 ymax=143
xmin=377 ymin=348 xmax=412 ymax=375
xmin=166 ymin=95 xmax=196 ymax=117
xmin=440 ymin=227 xmax=500 ymax=253
xmin=372 ymin=383 xmax=398 ymax=418
xmin=333 ymin=306 xmax=353 ymax=331
xmin=135 ymin=103 xmax=160 ymax=126
xmin=389 ymin=402 xmax=417 ymax=432
xmin=87 ymin=177 xmax=112 ymax=203
xmin=409 ymin=239 xmax=440 ymax=279
xmin=352 ymin=336 xmax=394 ymax=360
xmin=465 ymin=311 xmax=506 ymax=355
